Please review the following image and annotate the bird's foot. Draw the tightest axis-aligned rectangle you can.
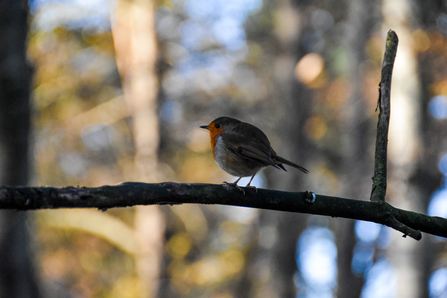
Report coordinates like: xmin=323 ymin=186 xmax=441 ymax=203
xmin=223 ymin=181 xmax=245 ymax=194
xmin=245 ymin=184 xmax=257 ymax=192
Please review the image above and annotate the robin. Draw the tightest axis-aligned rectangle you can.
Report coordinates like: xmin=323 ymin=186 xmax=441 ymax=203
xmin=200 ymin=116 xmax=308 ymax=191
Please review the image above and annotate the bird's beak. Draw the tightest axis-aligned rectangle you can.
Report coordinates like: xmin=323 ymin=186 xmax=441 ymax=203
xmin=200 ymin=125 xmax=209 ymax=130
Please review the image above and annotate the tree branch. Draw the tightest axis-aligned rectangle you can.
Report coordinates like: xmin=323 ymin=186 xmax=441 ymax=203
xmin=1 ymin=182 xmax=447 ymax=240
xmin=371 ymin=30 xmax=398 ymax=203
xmin=366 ymin=30 xmax=428 ymax=238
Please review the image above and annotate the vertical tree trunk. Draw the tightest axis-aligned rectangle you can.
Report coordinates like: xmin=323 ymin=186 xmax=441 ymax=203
xmin=382 ymin=1 xmax=425 ymax=297
xmin=414 ymin=2 xmax=447 ymax=297
xmin=112 ymin=0 xmax=165 ymax=297
xmin=255 ymin=1 xmax=312 ymax=297
xmin=0 ymin=0 xmax=41 ymax=297
xmin=337 ymin=0 xmax=377 ymax=297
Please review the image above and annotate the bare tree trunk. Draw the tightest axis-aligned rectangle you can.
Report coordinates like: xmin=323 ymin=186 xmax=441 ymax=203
xmin=112 ymin=0 xmax=165 ymax=297
xmin=382 ymin=1 xmax=425 ymax=297
xmin=414 ymin=2 xmax=447 ymax=297
xmin=0 ymin=0 xmax=41 ymax=297
xmin=254 ymin=1 xmax=312 ymax=297
xmin=337 ymin=0 xmax=377 ymax=297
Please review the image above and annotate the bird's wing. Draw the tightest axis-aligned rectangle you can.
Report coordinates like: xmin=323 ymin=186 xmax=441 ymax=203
xmin=221 ymin=133 xmax=282 ymax=170
xmin=273 ymin=155 xmax=309 ymax=174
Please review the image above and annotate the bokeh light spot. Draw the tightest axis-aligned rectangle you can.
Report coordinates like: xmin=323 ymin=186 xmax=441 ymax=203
xmin=436 ymin=14 xmax=447 ymax=37
xmin=310 ymin=9 xmax=334 ymax=32
xmin=429 ymin=95 xmax=447 ymax=119
xmin=429 ymin=268 xmax=447 ymax=298
xmin=352 ymin=242 xmax=374 ymax=274
xmin=412 ymin=29 xmax=431 ymax=52
xmin=428 ymin=187 xmax=447 ymax=218
xmin=361 ymin=259 xmax=395 ymax=298
xmin=59 ymin=152 xmax=87 ymax=177
xmin=355 ymin=221 xmax=381 ymax=243
xmin=297 ymin=227 xmax=337 ymax=291
xmin=295 ymin=53 xmax=324 ymax=85
xmin=305 ymin=116 xmax=328 ymax=140
xmin=438 ymin=153 xmax=447 ymax=176
xmin=221 ymin=250 xmax=245 ymax=275
xmin=167 ymin=233 xmax=193 ymax=259
xmin=81 ymin=123 xmax=115 ymax=151
xmin=220 ymin=205 xmax=259 ymax=223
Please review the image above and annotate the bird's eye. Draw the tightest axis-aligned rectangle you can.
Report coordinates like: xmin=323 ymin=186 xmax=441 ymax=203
xmin=215 ymin=124 xmax=220 ymax=129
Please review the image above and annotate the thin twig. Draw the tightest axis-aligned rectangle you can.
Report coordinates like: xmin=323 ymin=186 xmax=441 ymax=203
xmin=371 ymin=30 xmax=398 ymax=203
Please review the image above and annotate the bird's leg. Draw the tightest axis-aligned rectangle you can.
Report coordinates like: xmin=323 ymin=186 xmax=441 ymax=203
xmin=245 ymin=174 xmax=257 ymax=192
xmin=232 ymin=177 xmax=242 ymax=185
xmin=223 ymin=177 xmax=245 ymax=194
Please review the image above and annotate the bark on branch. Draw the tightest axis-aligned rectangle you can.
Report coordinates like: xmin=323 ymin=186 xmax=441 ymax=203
xmin=0 ymin=182 xmax=446 ymax=240
xmin=371 ymin=30 xmax=398 ymax=202
xmin=367 ymin=30 xmax=428 ymax=239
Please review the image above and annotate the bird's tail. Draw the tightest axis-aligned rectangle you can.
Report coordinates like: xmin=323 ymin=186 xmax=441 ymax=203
xmin=274 ymin=156 xmax=309 ymax=174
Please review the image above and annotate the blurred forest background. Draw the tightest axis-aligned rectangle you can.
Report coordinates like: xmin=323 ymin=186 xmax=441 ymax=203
xmin=1 ymin=0 xmax=447 ymax=297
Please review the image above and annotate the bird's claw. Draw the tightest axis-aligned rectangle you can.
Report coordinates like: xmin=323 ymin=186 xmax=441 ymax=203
xmin=245 ymin=185 xmax=257 ymax=192
xmin=223 ymin=181 xmax=245 ymax=194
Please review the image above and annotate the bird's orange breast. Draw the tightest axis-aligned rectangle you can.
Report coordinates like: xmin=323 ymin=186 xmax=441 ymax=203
xmin=208 ymin=124 xmax=224 ymax=158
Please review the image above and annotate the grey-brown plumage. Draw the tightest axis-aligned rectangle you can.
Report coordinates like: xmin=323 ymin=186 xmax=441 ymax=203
xmin=201 ymin=116 xmax=308 ymax=188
